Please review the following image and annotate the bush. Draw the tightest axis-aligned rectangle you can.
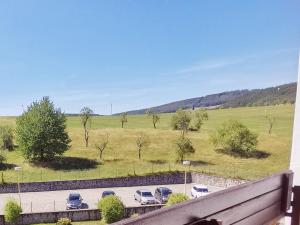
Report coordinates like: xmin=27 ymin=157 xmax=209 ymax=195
xmin=166 ymin=193 xmax=189 ymax=207
xmin=4 ymin=199 xmax=22 ymax=223
xmin=57 ymin=217 xmax=72 ymax=225
xmin=98 ymin=195 xmax=125 ymax=224
xmin=211 ymin=120 xmax=258 ymax=156
xmin=0 ymin=152 xmax=6 ymax=164
xmin=0 ymin=126 xmax=14 ymax=150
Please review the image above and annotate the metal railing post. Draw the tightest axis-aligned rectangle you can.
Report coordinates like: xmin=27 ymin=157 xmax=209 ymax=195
xmin=291 ymin=186 xmax=300 ymax=225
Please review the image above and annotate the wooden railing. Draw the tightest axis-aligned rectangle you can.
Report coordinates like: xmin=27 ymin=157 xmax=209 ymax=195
xmin=113 ymin=171 xmax=295 ymax=225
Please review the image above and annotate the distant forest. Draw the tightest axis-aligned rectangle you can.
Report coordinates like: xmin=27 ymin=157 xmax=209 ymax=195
xmin=125 ymin=82 xmax=297 ymax=115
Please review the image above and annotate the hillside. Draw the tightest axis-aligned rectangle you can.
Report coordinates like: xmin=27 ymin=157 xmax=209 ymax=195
xmin=125 ymin=82 xmax=297 ymax=115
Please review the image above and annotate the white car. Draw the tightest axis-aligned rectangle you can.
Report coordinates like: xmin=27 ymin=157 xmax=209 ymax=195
xmin=134 ymin=189 xmax=156 ymax=205
xmin=191 ymin=184 xmax=209 ymax=198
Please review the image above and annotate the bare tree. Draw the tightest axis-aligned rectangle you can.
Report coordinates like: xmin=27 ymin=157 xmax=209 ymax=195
xmin=80 ymin=107 xmax=94 ymax=147
xmin=136 ymin=133 xmax=150 ymax=160
xmin=120 ymin=112 xmax=128 ymax=128
xmin=267 ymin=116 xmax=275 ymax=135
xmin=146 ymin=109 xmax=160 ymax=129
xmin=96 ymin=133 xmax=109 ymax=160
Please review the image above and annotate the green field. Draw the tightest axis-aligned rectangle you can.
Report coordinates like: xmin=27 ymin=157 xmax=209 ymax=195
xmin=0 ymin=105 xmax=295 ymax=182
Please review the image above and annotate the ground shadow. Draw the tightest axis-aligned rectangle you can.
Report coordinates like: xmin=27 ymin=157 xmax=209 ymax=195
xmin=189 ymin=160 xmax=215 ymax=166
xmin=81 ymin=203 xmax=89 ymax=209
xmin=32 ymin=156 xmax=99 ymax=170
xmin=216 ymin=148 xmax=271 ymax=159
xmin=104 ymin=158 xmax=123 ymax=163
xmin=147 ymin=160 xmax=167 ymax=165
xmin=0 ymin=163 xmax=17 ymax=170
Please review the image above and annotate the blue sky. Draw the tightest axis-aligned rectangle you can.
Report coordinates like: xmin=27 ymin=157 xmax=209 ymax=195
xmin=0 ymin=0 xmax=299 ymax=115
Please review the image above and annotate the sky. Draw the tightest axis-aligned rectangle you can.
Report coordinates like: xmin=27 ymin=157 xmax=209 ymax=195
xmin=0 ymin=0 xmax=299 ymax=115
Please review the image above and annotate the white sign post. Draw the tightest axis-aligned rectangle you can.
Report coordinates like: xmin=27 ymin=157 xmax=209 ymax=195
xmin=290 ymin=53 xmax=300 ymax=185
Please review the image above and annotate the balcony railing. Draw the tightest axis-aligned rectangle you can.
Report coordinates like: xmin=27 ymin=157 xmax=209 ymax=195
xmin=112 ymin=170 xmax=299 ymax=225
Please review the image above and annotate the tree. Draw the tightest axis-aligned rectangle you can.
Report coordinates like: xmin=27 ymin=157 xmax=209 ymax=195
xmin=80 ymin=107 xmax=94 ymax=147
xmin=96 ymin=133 xmax=109 ymax=160
xmin=146 ymin=109 xmax=160 ymax=129
xmin=211 ymin=120 xmax=258 ymax=156
xmin=120 ymin=113 xmax=128 ymax=128
xmin=166 ymin=193 xmax=189 ymax=207
xmin=98 ymin=195 xmax=125 ymax=224
xmin=189 ymin=109 xmax=208 ymax=131
xmin=267 ymin=116 xmax=275 ymax=135
xmin=4 ymin=199 xmax=22 ymax=224
xmin=171 ymin=109 xmax=192 ymax=134
xmin=16 ymin=97 xmax=71 ymax=162
xmin=175 ymin=133 xmax=195 ymax=162
xmin=0 ymin=126 xmax=14 ymax=150
xmin=136 ymin=133 xmax=150 ymax=160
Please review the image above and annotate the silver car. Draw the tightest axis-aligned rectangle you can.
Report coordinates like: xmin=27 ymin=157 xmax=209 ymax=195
xmin=134 ymin=189 xmax=156 ymax=205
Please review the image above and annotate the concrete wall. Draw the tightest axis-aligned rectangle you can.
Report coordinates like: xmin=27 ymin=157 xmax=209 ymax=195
xmin=190 ymin=172 xmax=245 ymax=188
xmin=0 ymin=172 xmax=190 ymax=193
xmin=0 ymin=205 xmax=163 ymax=225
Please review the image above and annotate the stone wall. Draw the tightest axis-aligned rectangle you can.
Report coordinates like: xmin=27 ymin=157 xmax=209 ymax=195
xmin=0 ymin=205 xmax=163 ymax=225
xmin=0 ymin=172 xmax=190 ymax=193
xmin=190 ymin=172 xmax=246 ymax=188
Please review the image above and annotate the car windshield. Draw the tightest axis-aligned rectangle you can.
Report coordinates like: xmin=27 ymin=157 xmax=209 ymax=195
xmin=195 ymin=187 xmax=208 ymax=192
xmin=104 ymin=191 xmax=114 ymax=196
xmin=161 ymin=189 xmax=172 ymax=195
xmin=69 ymin=195 xmax=80 ymax=201
xmin=142 ymin=192 xmax=153 ymax=197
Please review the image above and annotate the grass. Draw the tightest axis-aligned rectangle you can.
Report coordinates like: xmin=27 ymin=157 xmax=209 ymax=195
xmin=0 ymin=104 xmax=295 ymax=182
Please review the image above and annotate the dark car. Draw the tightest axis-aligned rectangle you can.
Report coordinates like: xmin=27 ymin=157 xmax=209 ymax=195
xmin=154 ymin=187 xmax=172 ymax=203
xmin=66 ymin=193 xmax=83 ymax=210
xmin=102 ymin=190 xmax=116 ymax=198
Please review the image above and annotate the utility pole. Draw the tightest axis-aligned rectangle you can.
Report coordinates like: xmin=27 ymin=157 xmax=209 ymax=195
xmin=111 ymin=103 xmax=113 ymax=115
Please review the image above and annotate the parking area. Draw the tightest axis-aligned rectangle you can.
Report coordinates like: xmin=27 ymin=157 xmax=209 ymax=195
xmin=0 ymin=183 xmax=224 ymax=214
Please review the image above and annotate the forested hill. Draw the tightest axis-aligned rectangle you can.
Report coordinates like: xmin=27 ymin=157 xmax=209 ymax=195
xmin=124 ymin=82 xmax=297 ymax=115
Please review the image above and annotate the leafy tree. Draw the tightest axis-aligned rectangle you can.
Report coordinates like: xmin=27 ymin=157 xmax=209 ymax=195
xmin=175 ymin=133 xmax=195 ymax=162
xmin=4 ymin=199 xmax=22 ymax=224
xmin=0 ymin=151 xmax=6 ymax=165
xmin=166 ymin=193 xmax=189 ymax=207
xmin=189 ymin=109 xmax=208 ymax=131
xmin=136 ymin=133 xmax=150 ymax=160
xmin=96 ymin=133 xmax=109 ymax=160
xmin=80 ymin=107 xmax=94 ymax=147
xmin=171 ymin=109 xmax=192 ymax=134
xmin=146 ymin=109 xmax=160 ymax=129
xmin=267 ymin=116 xmax=275 ymax=135
xmin=98 ymin=195 xmax=125 ymax=224
xmin=120 ymin=113 xmax=128 ymax=128
xmin=211 ymin=120 xmax=258 ymax=156
xmin=16 ymin=97 xmax=71 ymax=162
xmin=0 ymin=126 xmax=14 ymax=150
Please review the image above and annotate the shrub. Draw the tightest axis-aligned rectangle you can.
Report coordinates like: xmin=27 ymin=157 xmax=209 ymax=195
xmin=0 ymin=152 xmax=6 ymax=164
xmin=0 ymin=126 xmax=14 ymax=150
xmin=211 ymin=120 xmax=258 ymax=156
xmin=166 ymin=193 xmax=189 ymax=207
xmin=98 ymin=195 xmax=125 ymax=224
xmin=57 ymin=217 xmax=72 ymax=225
xmin=4 ymin=199 xmax=22 ymax=223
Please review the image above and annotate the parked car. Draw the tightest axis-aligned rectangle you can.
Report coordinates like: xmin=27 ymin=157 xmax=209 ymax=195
xmin=66 ymin=193 xmax=83 ymax=210
xmin=102 ymin=190 xmax=116 ymax=198
xmin=154 ymin=187 xmax=172 ymax=203
xmin=134 ymin=189 xmax=156 ymax=205
xmin=191 ymin=184 xmax=209 ymax=198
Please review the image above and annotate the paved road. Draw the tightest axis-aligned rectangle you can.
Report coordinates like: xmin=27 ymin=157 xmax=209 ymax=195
xmin=0 ymin=183 xmax=224 ymax=214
